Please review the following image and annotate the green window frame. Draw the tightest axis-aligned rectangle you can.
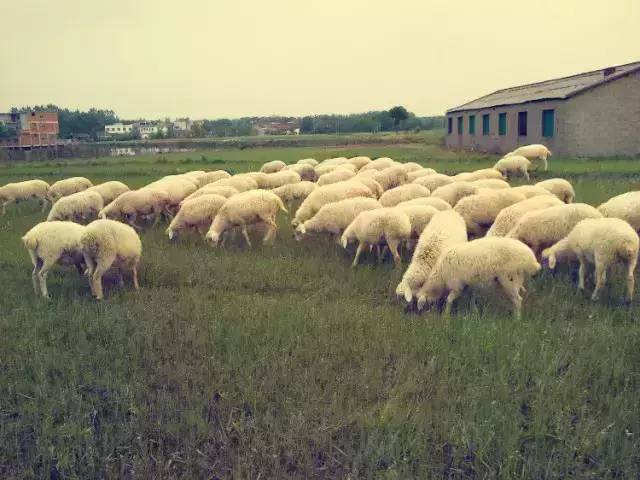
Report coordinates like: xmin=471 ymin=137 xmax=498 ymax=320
xmin=457 ymin=116 xmax=463 ymax=134
xmin=482 ymin=114 xmax=490 ymax=135
xmin=542 ymin=109 xmax=555 ymax=137
xmin=498 ymin=113 xmax=507 ymax=136
xmin=468 ymin=115 xmax=475 ymax=135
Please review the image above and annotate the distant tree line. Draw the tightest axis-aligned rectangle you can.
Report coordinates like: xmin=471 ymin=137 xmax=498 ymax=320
xmin=299 ymin=109 xmax=443 ymax=134
xmin=11 ymin=105 xmax=119 ymax=139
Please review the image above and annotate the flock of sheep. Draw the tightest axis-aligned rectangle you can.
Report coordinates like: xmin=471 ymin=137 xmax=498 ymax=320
xmin=2 ymin=142 xmax=640 ymax=318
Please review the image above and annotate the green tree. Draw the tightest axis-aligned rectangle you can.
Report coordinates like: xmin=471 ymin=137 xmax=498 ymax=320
xmin=388 ymin=106 xmax=409 ymax=131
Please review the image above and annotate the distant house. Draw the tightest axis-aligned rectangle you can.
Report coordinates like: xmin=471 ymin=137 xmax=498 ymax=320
xmin=253 ymin=120 xmax=301 ymax=136
xmin=104 ymin=123 xmax=134 ymax=136
xmin=445 ymin=61 xmax=640 ymax=157
xmin=0 ymin=111 xmax=59 ymax=149
xmin=172 ymin=118 xmax=193 ymax=136
xmin=105 ymin=121 xmax=167 ymax=139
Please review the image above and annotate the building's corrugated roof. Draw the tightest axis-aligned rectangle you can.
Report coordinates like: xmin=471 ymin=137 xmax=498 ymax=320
xmin=447 ymin=61 xmax=640 ymax=113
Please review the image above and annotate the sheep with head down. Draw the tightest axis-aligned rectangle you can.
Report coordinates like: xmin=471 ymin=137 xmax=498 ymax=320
xmin=379 ymin=184 xmax=430 ymax=207
xmin=431 ymin=182 xmax=478 ymax=207
xmin=407 ymin=168 xmax=437 ymax=182
xmin=292 ymin=181 xmax=374 ymax=227
xmin=272 ymin=181 xmax=317 ymax=212
xmin=486 ymin=195 xmax=563 ymax=237
xmin=453 ymin=189 xmax=525 ymax=238
xmin=99 ymin=188 xmax=170 ymax=228
xmin=597 ymin=191 xmax=640 ymax=232
xmin=494 ymin=156 xmax=531 ymax=181
xmin=396 ymin=197 xmax=452 ymax=211
xmin=317 ymin=169 xmax=356 ymax=186
xmin=183 ymin=185 xmax=239 ymax=203
xmin=506 ymin=144 xmax=552 ymax=171
xmin=87 ymin=181 xmax=130 ymax=205
xmin=47 ymin=190 xmax=104 ymax=223
xmin=47 ymin=177 xmax=93 ymax=203
xmin=360 ymin=157 xmax=396 ymax=172
xmin=260 ymin=160 xmax=287 ymax=173
xmin=166 ymin=194 xmax=227 ymax=240
xmin=0 ymin=179 xmax=50 ymax=214
xmin=412 ymin=173 xmax=454 ymax=192
xmin=535 ymin=178 xmax=575 ymax=203
xmin=373 ymin=165 xmax=409 ymax=191
xmin=286 ymin=163 xmax=318 ymax=182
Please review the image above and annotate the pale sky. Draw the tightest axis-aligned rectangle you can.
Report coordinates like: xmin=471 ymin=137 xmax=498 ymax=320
xmin=2 ymin=0 xmax=638 ymax=119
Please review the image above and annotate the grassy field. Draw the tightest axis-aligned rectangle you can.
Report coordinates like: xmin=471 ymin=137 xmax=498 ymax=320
xmin=1 ymin=140 xmax=640 ymax=478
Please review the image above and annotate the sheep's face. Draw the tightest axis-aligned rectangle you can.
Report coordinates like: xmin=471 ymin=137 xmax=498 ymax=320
xmin=206 ymin=230 xmax=220 ymax=247
xmin=293 ymin=224 xmax=306 ymax=241
xmin=166 ymin=227 xmax=177 ymax=240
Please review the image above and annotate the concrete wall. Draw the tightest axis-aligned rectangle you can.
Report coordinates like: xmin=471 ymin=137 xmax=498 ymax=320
xmin=559 ymin=71 xmax=640 ymax=157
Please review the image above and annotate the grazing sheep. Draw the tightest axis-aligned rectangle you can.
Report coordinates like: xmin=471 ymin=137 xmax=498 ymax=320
xmin=292 ymin=181 xmax=374 ymax=227
xmin=470 ymin=178 xmax=510 ymax=190
xmin=205 ymin=190 xmax=288 ymax=247
xmin=379 ymin=184 xmax=431 ymax=207
xmin=397 ymin=210 xmax=467 ymax=304
xmin=359 ymin=157 xmax=396 ymax=172
xmin=509 ymin=185 xmax=553 ymax=199
xmin=87 ymin=181 xmax=130 ymax=205
xmin=286 ymin=163 xmax=318 ymax=182
xmin=395 ymin=205 xmax=439 ymax=244
xmin=260 ymin=160 xmax=287 ymax=173
xmin=81 ymin=219 xmax=142 ymax=300
xmin=242 ymin=172 xmax=271 ymax=188
xmin=412 ymin=173 xmax=454 ymax=191
xmin=197 ymin=170 xmax=232 ymax=186
xmin=0 ymin=179 xmax=50 ymax=214
xmin=272 ymin=181 xmax=318 ymax=211
xmin=317 ymin=169 xmax=356 ymax=186
xmin=535 ymin=178 xmax=575 ymax=203
xmin=47 ymin=190 xmax=104 ymax=223
xmin=431 ymin=182 xmax=478 ymax=206
xmin=507 ymin=144 xmax=551 ymax=171
xmin=506 ymin=203 xmax=603 ymax=257
xmin=494 ymin=155 xmax=531 ymax=180
xmin=297 ymin=158 xmax=318 ymax=167
xmin=486 ymin=195 xmax=563 ymax=237
xmin=341 ymin=208 xmax=412 ymax=268
xmin=347 ymin=156 xmax=372 ymax=170
xmin=542 ymin=218 xmax=638 ymax=301
xmin=453 ymin=189 xmax=526 ymax=238
xmin=419 ymin=237 xmax=541 ymax=318
xmin=22 ymin=221 xmax=86 ymax=299
xmin=261 ymin=170 xmax=301 ymax=189
xmin=166 ymin=194 xmax=227 ymax=240
xmin=353 ymin=177 xmax=384 ymax=198
xmin=373 ymin=165 xmax=409 ymax=191
xmin=407 ymin=168 xmax=437 ymax=182
xmin=453 ymin=168 xmax=504 ymax=182
xmin=294 ymin=197 xmax=382 ymax=242
xmin=400 ymin=162 xmax=424 ymax=173
xmin=209 ymin=175 xmax=258 ymax=192
xmin=99 ymin=189 xmax=170 ymax=228
xmin=396 ymin=197 xmax=452 ymax=211
xmin=48 ymin=177 xmax=93 ymax=202
xmin=183 ymin=185 xmax=240 ymax=203
xmin=145 ymin=178 xmax=198 ymax=215
xmin=598 ymin=191 xmax=640 ymax=231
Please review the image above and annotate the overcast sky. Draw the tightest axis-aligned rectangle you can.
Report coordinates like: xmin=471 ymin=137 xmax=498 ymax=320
xmin=2 ymin=0 xmax=638 ymax=119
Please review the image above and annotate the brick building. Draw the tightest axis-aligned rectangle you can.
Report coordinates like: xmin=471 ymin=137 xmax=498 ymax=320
xmin=0 ymin=111 xmax=59 ymax=148
xmin=445 ymin=61 xmax=640 ymax=157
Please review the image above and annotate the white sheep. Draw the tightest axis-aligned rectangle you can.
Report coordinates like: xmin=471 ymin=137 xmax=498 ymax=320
xmin=197 ymin=170 xmax=232 ymax=186
xmin=396 ymin=197 xmax=452 ymax=211
xmin=47 ymin=190 xmax=104 ymax=223
xmin=486 ymin=195 xmax=563 ymax=237
xmin=242 ymin=172 xmax=270 ymax=188
xmin=509 ymin=185 xmax=554 ymax=199
xmin=205 ymin=190 xmax=288 ymax=247
xmin=453 ymin=168 xmax=504 ymax=182
xmin=431 ymin=182 xmax=478 ymax=206
xmin=507 ymin=144 xmax=551 ymax=171
xmin=294 ymin=197 xmax=382 ymax=242
xmin=348 ymin=156 xmax=372 ymax=170
xmin=397 ymin=210 xmax=467 ymax=304
xmin=506 ymin=203 xmax=603 ymax=257
xmin=407 ymin=168 xmax=437 ymax=182
xmin=597 ymin=191 xmax=640 ymax=231
xmin=144 ymin=178 xmax=198 ymax=215
xmin=412 ymin=173 xmax=454 ymax=192
xmin=297 ymin=158 xmax=318 ymax=167
xmin=183 ymin=185 xmax=240 ymax=203
xmin=87 ymin=181 xmax=130 ymax=205
xmin=292 ymin=181 xmax=374 ymax=227
xmin=286 ymin=163 xmax=318 ymax=182
xmin=341 ymin=208 xmax=411 ymax=268
xmin=360 ymin=157 xmax=396 ymax=172
xmin=400 ymin=162 xmax=424 ymax=173
xmin=542 ymin=218 xmax=638 ymax=301
xmin=166 ymin=194 xmax=227 ymax=240
xmin=453 ymin=189 xmax=526 ymax=238
xmin=272 ymin=181 xmax=318 ymax=212
xmin=47 ymin=177 xmax=93 ymax=202
xmin=395 ymin=204 xmax=439 ymax=244
xmin=493 ymin=155 xmax=531 ymax=180
xmin=373 ymin=165 xmax=409 ymax=191
xmin=22 ymin=221 xmax=86 ymax=298
xmin=317 ymin=169 xmax=356 ymax=186
xmin=535 ymin=178 xmax=575 ymax=203
xmin=379 ymin=184 xmax=431 ymax=207
xmin=81 ymin=219 xmax=142 ymax=300
xmin=261 ymin=170 xmax=301 ymax=189
xmin=260 ymin=160 xmax=287 ymax=173
xmin=352 ymin=177 xmax=384 ymax=198
xmin=418 ymin=237 xmax=541 ymax=318
xmin=0 ymin=179 xmax=50 ymax=214
xmin=99 ymin=188 xmax=170 ymax=227
xmin=208 ymin=175 xmax=258 ymax=193
xmin=470 ymin=178 xmax=510 ymax=190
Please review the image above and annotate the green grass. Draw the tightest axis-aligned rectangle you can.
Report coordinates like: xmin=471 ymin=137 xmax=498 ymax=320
xmin=1 ymin=142 xmax=640 ymax=478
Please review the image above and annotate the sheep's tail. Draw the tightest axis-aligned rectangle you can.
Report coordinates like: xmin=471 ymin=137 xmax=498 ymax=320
xmin=274 ymin=195 xmax=288 ymax=214
xmin=22 ymin=233 xmax=38 ymax=251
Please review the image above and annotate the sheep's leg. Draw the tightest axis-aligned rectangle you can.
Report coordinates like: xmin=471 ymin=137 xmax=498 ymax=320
xmin=40 ymin=198 xmax=48 ymax=212
xmin=523 ymin=170 xmax=530 ymax=181
xmin=263 ymin=224 xmax=277 ymax=245
xmin=241 ymin=226 xmax=252 ymax=248
xmin=444 ymin=286 xmax=463 ymax=317
xmin=83 ymin=253 xmax=97 ymax=296
xmin=591 ymin=257 xmax=608 ymax=301
xmin=377 ymin=245 xmax=388 ymax=264
xmin=498 ymin=274 xmax=523 ymax=319
xmin=541 ymin=156 xmax=548 ymax=172
xmin=577 ymin=254 xmax=587 ymax=291
xmin=352 ymin=242 xmax=366 ymax=268
xmin=28 ymin=251 xmax=42 ymax=295
xmin=37 ymin=259 xmax=56 ymax=300
xmin=132 ymin=261 xmax=140 ymax=291
xmin=1 ymin=201 xmax=8 ymax=215
xmin=91 ymin=256 xmax=114 ymax=300
xmin=387 ymin=240 xmax=402 ymax=269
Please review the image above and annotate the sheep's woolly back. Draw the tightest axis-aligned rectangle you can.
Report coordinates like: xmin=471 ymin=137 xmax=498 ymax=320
xmin=293 ymin=181 xmax=374 ymax=226
xmin=47 ymin=190 xmax=104 ymax=222
xmin=486 ymin=195 xmax=563 ymax=237
xmin=286 ymin=163 xmax=318 ymax=181
xmin=299 ymin=197 xmax=382 ymax=235
xmin=412 ymin=173 xmax=454 ymax=191
xmin=453 ymin=189 xmax=525 ymax=237
xmin=506 ymin=203 xmax=603 ymax=252
xmin=374 ymin=166 xmax=409 ymax=191
xmin=209 ymin=176 xmax=258 ymax=192
xmin=400 ymin=162 xmax=424 ymax=173
xmin=407 ymin=168 xmax=437 ymax=182
xmin=99 ymin=188 xmax=169 ymax=220
xmin=352 ymin=177 xmax=384 ymax=198
xmin=145 ymin=178 xmax=198 ymax=205
xmin=317 ymin=169 xmax=356 ymax=186
xmin=0 ymin=179 xmax=50 ymax=202
xmin=210 ymin=190 xmax=287 ymax=235
xmin=470 ymin=179 xmax=510 ymax=190
xmin=598 ymin=191 xmax=640 ymax=231
xmin=261 ymin=170 xmax=301 ymax=189
xmin=394 ymin=205 xmax=439 ymax=237
xmin=360 ymin=157 xmax=396 ymax=172
xmin=81 ymin=219 xmax=142 ymax=263
xmin=22 ymin=221 xmax=86 ymax=260
xmin=185 ymin=185 xmax=239 ymax=202
xmin=379 ymin=184 xmax=431 ymax=207
xmin=272 ymin=182 xmax=318 ymax=203
xmin=260 ymin=160 xmax=287 ymax=174
xmin=508 ymin=144 xmax=551 ymax=160
xmin=348 ymin=156 xmax=372 ymax=170
xmin=493 ymin=156 xmax=531 ymax=177
xmin=535 ymin=178 xmax=575 ymax=203
xmin=396 ymin=197 xmax=452 ymax=211
xmin=431 ymin=182 xmax=478 ymax=206
xmin=87 ymin=181 xmax=130 ymax=205
xmin=48 ymin=177 xmax=93 ymax=201
xmin=297 ymin=158 xmax=318 ymax=167
xmin=168 ymin=194 xmax=227 ymax=236
xmin=197 ymin=170 xmax=231 ymax=186
xmin=397 ymin=210 xmax=467 ymax=302
xmin=341 ymin=207 xmax=411 ymax=247
xmin=453 ymin=168 xmax=504 ymax=182
xmin=509 ymin=185 xmax=553 ymax=199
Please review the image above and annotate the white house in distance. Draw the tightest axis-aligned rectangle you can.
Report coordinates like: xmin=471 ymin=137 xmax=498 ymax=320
xmin=104 ymin=123 xmax=133 ymax=135
xmin=172 ymin=118 xmax=193 ymax=135
xmin=104 ymin=121 xmax=168 ymax=139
